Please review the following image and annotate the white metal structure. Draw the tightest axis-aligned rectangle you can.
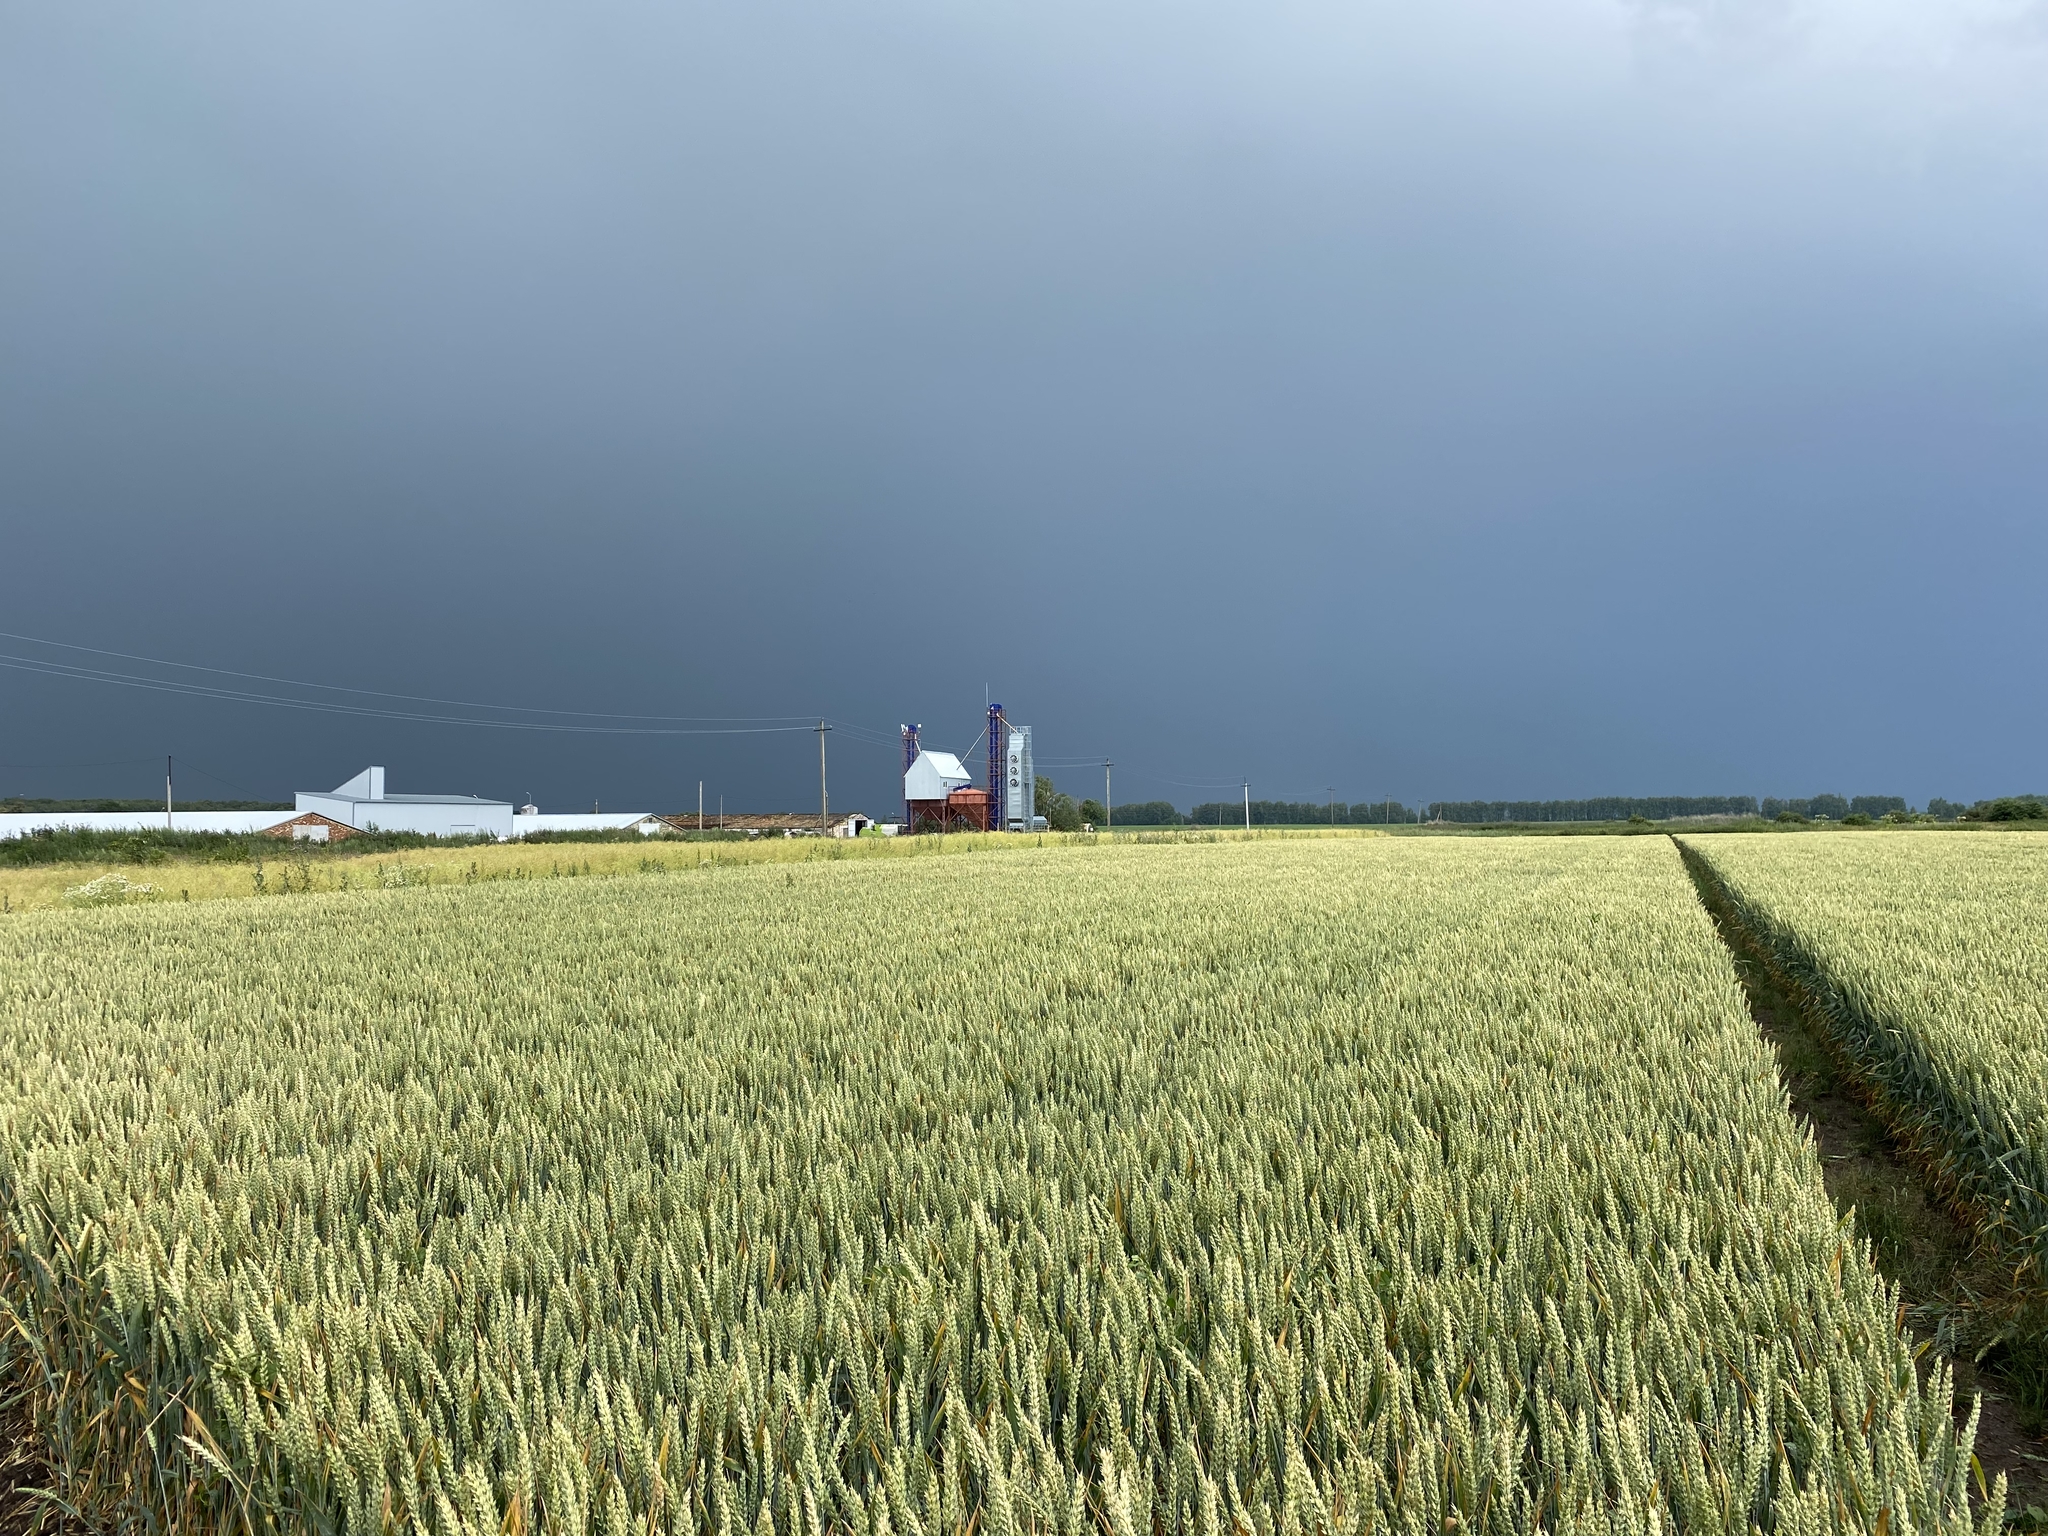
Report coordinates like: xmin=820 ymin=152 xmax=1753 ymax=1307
xmin=296 ymin=767 xmax=516 ymax=838
xmin=903 ymin=751 xmax=972 ymax=803
xmin=1004 ymin=726 xmax=1035 ymax=830
xmin=0 ymin=810 xmax=295 ymax=839
xmin=510 ymin=813 xmax=667 ymax=838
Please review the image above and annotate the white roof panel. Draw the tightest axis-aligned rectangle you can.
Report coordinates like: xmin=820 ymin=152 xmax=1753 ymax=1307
xmin=904 ymin=750 xmax=974 ymax=802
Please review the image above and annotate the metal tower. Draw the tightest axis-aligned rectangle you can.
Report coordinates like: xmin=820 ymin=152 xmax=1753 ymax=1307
xmin=987 ymin=703 xmax=1004 ymax=832
xmin=901 ymin=723 xmax=920 ymax=831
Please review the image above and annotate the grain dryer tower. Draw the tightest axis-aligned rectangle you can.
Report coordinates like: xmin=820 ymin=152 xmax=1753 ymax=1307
xmin=1003 ymin=721 xmax=1035 ymax=831
xmin=898 ymin=704 xmax=1044 ymax=834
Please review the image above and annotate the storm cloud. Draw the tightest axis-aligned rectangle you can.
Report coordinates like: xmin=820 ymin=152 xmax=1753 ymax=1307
xmin=2 ymin=0 xmax=2042 ymax=814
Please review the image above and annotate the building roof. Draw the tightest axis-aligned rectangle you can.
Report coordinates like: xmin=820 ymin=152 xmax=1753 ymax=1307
xmin=297 ymin=767 xmax=510 ymax=808
xmin=664 ymin=812 xmax=870 ymax=832
xmin=512 ymin=813 xmax=660 ymax=835
xmin=366 ymin=793 xmax=511 ymax=806
xmin=905 ymin=750 xmax=974 ymax=802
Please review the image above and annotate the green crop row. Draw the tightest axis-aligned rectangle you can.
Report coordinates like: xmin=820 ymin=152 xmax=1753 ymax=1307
xmin=0 ymin=838 xmax=1995 ymax=1534
xmin=1680 ymin=832 xmax=2048 ymax=1280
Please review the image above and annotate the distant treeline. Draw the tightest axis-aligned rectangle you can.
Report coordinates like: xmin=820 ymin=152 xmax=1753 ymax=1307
xmin=0 ymin=798 xmax=290 ymax=813
xmin=1760 ymin=796 xmax=1905 ymax=821
xmin=1113 ymin=793 xmax=2041 ymax=826
xmin=1099 ymin=800 xmax=1184 ymax=826
xmin=1428 ymin=796 xmax=1759 ymax=824
xmin=1127 ymin=799 xmax=1422 ymax=827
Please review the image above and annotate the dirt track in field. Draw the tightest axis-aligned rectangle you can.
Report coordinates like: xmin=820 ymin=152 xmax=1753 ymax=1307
xmin=0 ymin=1396 xmax=80 ymax=1536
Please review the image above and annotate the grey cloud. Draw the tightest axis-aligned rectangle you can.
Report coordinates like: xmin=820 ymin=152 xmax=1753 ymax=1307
xmin=0 ymin=0 xmax=2041 ymax=813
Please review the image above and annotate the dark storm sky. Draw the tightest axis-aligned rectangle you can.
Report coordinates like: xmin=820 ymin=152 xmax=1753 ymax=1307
xmin=3 ymin=0 xmax=2043 ymax=815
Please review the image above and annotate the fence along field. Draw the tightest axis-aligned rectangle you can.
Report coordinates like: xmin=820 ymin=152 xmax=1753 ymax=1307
xmin=1680 ymin=833 xmax=2048 ymax=1284
xmin=0 ymin=839 xmax=1996 ymax=1534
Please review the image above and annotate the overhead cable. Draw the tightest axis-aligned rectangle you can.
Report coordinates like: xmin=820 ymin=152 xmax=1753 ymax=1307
xmin=0 ymin=630 xmax=814 ymax=723
xmin=0 ymin=657 xmax=815 ymax=736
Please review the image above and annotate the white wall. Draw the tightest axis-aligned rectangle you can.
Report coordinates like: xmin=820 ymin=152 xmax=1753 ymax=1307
xmin=0 ymin=811 xmax=295 ymax=839
xmin=510 ymin=813 xmax=661 ymax=837
xmin=351 ymin=803 xmax=517 ymax=839
xmin=292 ymin=793 xmax=514 ymax=838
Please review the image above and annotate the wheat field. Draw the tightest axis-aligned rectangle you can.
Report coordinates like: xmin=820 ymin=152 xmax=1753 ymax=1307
xmin=0 ymin=827 xmax=1374 ymax=915
xmin=0 ymin=836 xmax=1992 ymax=1534
xmin=1682 ymin=831 xmax=2048 ymax=1280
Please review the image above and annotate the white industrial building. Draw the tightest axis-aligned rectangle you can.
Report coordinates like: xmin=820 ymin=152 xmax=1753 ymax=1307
xmin=903 ymin=751 xmax=973 ymax=802
xmin=297 ymin=767 xmax=516 ymax=839
xmin=297 ymin=769 xmax=667 ymax=839
xmin=0 ymin=767 xmax=664 ymax=842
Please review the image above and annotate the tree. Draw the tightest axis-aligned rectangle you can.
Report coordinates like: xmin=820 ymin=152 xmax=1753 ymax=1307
xmin=1108 ymin=801 xmax=1183 ymax=825
xmin=1034 ymin=776 xmax=1083 ymax=832
xmin=1963 ymin=797 xmax=2048 ymax=823
xmin=1079 ymin=799 xmax=1107 ymax=827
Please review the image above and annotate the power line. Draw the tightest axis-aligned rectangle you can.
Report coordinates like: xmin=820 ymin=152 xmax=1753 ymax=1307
xmin=170 ymin=756 xmax=283 ymax=802
xmin=0 ymin=629 xmax=813 ymax=723
xmin=1 ymin=632 xmax=1377 ymax=801
xmin=0 ymin=657 xmax=817 ymax=736
xmin=0 ymin=757 xmax=164 ymax=770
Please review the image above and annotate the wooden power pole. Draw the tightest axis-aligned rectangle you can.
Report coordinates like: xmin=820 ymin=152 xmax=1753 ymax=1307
xmin=816 ymin=721 xmax=832 ymax=834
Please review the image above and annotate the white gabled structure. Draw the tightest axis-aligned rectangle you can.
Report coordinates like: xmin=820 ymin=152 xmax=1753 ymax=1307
xmin=903 ymin=751 xmax=972 ymax=803
xmin=296 ymin=767 xmax=516 ymax=839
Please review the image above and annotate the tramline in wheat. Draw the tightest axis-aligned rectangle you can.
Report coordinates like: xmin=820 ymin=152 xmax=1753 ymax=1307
xmin=1682 ymin=831 xmax=2048 ymax=1282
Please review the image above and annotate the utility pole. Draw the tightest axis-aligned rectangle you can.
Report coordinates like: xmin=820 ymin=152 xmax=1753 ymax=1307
xmin=816 ymin=721 xmax=831 ymax=834
xmin=1328 ymin=787 xmax=1335 ymax=827
xmin=698 ymin=781 xmax=704 ymax=832
xmin=1105 ymin=760 xmax=1113 ymax=831
xmin=166 ymin=755 xmax=173 ymax=832
xmin=1243 ymin=781 xmax=1250 ymax=832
